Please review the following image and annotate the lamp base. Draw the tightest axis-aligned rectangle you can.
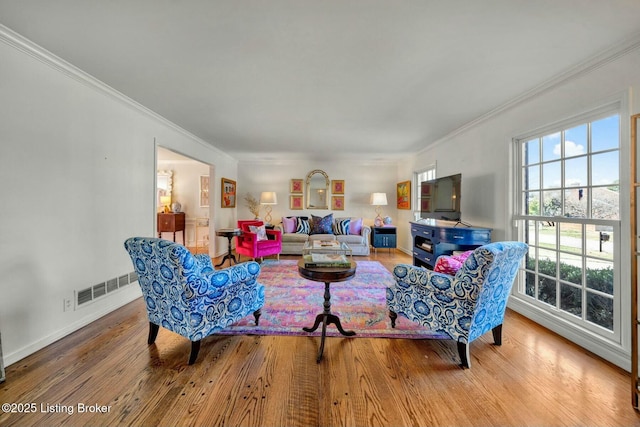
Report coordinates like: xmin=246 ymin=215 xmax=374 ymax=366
xmin=265 ymin=206 xmax=273 ymax=225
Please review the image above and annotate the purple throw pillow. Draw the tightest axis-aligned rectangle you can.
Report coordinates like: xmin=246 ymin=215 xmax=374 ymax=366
xmin=349 ymin=218 xmax=363 ymax=235
xmin=282 ymin=216 xmax=296 ymax=233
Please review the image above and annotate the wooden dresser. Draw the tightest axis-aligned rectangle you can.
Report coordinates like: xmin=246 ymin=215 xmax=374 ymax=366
xmin=157 ymin=212 xmax=186 ymax=244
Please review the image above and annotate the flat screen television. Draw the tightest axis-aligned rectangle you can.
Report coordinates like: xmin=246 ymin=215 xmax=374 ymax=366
xmin=420 ymin=173 xmax=462 ymax=221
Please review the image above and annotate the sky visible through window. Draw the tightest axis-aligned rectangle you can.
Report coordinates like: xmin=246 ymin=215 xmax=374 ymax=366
xmin=526 ymin=115 xmax=619 ymax=190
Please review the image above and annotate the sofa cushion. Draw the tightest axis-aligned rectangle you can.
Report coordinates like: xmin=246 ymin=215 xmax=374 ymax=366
xmin=333 ymin=218 xmax=350 ymax=235
xmin=349 ymin=218 xmax=363 ymax=235
xmin=336 ymin=234 xmax=364 ymax=245
xmin=281 ymin=232 xmax=309 ymax=243
xmin=296 ymin=218 xmax=310 ymax=234
xmin=311 ymin=214 xmax=333 ymax=234
xmin=282 ymin=216 xmax=296 ymax=233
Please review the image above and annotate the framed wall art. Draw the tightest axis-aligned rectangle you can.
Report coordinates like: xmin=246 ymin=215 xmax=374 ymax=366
xmin=290 ymin=178 xmax=303 ymax=194
xmin=221 ymin=177 xmax=236 ymax=208
xmin=331 ymin=179 xmax=345 ymax=194
xmin=199 ymin=175 xmax=210 ymax=207
xmin=397 ymin=180 xmax=411 ymax=210
xmin=331 ymin=195 xmax=344 ymax=210
xmin=290 ymin=195 xmax=303 ymax=210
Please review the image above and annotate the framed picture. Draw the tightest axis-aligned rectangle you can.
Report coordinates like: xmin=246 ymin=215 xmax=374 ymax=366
xmin=397 ymin=180 xmax=411 ymax=210
xmin=290 ymin=178 xmax=303 ymax=194
xmin=199 ymin=175 xmax=210 ymax=207
xmin=331 ymin=195 xmax=344 ymax=210
xmin=221 ymin=178 xmax=236 ymax=208
xmin=290 ymin=195 xmax=303 ymax=210
xmin=331 ymin=180 xmax=345 ymax=194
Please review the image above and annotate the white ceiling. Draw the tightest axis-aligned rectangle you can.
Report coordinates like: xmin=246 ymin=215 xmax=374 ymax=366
xmin=2 ymin=1 xmax=640 ymax=161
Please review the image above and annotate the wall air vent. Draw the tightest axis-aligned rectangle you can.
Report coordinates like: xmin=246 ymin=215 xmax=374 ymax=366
xmin=75 ymin=271 xmax=138 ymax=308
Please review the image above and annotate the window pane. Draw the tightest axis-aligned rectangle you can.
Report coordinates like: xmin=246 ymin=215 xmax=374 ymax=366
xmin=542 ymin=190 xmax=562 ymax=217
xmin=592 ymin=115 xmax=619 ymax=152
xmin=564 ymin=156 xmax=587 ymax=187
xmin=526 ymin=271 xmax=536 ymax=297
xmin=592 ymin=151 xmax=619 ymax=187
xmin=564 ymin=124 xmax=587 ymax=156
xmin=525 ymin=192 xmax=540 ymax=215
xmin=526 ymin=165 xmax=540 ymax=190
xmin=586 ymin=260 xmax=614 ymax=295
xmin=525 ymin=220 xmax=538 ymax=247
xmin=559 ymin=223 xmax=582 ymax=255
xmin=592 ymin=187 xmax=619 ymax=220
xmin=525 ymin=138 xmax=540 ymax=165
xmin=586 ymin=292 xmax=613 ymax=330
xmin=542 ymin=132 xmax=561 ymax=161
xmin=559 ymin=253 xmax=582 ymax=285
xmin=538 ymin=276 xmax=557 ymax=306
xmin=538 ymin=248 xmax=557 ymax=273
xmin=564 ymin=188 xmax=587 ymax=218
xmin=560 ymin=283 xmax=582 ymax=316
xmin=542 ymin=161 xmax=561 ymax=189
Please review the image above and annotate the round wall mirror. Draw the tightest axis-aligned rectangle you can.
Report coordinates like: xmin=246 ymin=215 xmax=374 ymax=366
xmin=306 ymin=169 xmax=329 ymax=209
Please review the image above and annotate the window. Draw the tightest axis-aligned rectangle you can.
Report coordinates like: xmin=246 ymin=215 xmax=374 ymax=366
xmin=515 ymin=112 xmax=621 ymax=340
xmin=414 ymin=166 xmax=436 ymax=220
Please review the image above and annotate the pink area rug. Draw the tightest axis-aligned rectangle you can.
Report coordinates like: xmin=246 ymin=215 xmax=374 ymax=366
xmin=218 ymin=260 xmax=447 ymax=339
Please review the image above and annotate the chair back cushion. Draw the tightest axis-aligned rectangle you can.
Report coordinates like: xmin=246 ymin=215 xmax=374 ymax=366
xmin=459 ymin=242 xmax=528 ymax=342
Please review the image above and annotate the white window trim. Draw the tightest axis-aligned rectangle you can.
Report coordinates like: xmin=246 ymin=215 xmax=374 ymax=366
xmin=509 ymin=95 xmax=631 ymax=371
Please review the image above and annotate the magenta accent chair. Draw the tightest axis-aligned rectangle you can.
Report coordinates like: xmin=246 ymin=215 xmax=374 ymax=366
xmin=236 ymin=220 xmax=282 ymax=261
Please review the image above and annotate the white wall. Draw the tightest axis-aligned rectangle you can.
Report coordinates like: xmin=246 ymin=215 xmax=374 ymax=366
xmin=398 ymin=47 xmax=640 ymax=370
xmin=0 ymin=28 xmax=236 ymax=365
xmin=237 ymin=159 xmax=398 ymax=227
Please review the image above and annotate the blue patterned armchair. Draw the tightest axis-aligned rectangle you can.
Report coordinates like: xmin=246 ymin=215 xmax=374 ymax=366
xmin=387 ymin=241 xmax=528 ymax=368
xmin=124 ymin=237 xmax=265 ymax=364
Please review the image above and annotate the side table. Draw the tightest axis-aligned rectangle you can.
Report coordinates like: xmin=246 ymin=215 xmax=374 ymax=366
xmin=157 ymin=212 xmax=186 ymax=244
xmin=371 ymin=226 xmax=397 ymax=254
xmin=216 ymin=228 xmax=242 ymax=267
xmin=297 ymin=259 xmax=357 ymax=363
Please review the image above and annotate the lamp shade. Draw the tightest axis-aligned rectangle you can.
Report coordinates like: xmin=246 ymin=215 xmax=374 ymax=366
xmin=160 ymin=195 xmax=171 ymax=205
xmin=260 ymin=191 xmax=278 ymax=205
xmin=370 ymin=192 xmax=388 ymax=206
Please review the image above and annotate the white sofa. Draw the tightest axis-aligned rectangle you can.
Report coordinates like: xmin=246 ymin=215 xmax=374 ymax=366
xmin=275 ymin=216 xmax=371 ymax=256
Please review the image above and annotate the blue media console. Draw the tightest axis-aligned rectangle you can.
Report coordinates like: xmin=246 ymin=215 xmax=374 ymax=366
xmin=410 ymin=220 xmax=492 ymax=269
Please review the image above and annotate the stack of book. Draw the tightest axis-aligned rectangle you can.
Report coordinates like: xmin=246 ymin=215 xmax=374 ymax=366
xmin=303 ymin=253 xmax=351 ymax=268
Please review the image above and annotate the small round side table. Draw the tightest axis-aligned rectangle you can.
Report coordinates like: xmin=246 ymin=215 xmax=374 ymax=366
xmin=215 ymin=228 xmax=242 ymax=267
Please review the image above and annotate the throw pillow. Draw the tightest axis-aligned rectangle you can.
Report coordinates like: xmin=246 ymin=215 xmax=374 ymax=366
xmin=433 ymin=251 xmax=473 ymax=275
xmin=349 ymin=217 xmax=363 ymax=235
xmin=296 ymin=218 xmax=310 ymax=234
xmin=333 ymin=218 xmax=350 ymax=235
xmin=282 ymin=216 xmax=296 ymax=233
xmin=248 ymin=225 xmax=268 ymax=241
xmin=433 ymin=255 xmax=462 ymax=275
xmin=311 ymin=214 xmax=334 ymax=234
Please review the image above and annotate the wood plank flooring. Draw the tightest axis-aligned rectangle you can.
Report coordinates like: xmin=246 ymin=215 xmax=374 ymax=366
xmin=1 ymin=250 xmax=639 ymax=426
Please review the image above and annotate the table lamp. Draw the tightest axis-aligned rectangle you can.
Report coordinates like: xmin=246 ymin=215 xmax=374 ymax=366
xmin=160 ymin=196 xmax=171 ymax=213
xmin=370 ymin=192 xmax=387 ymax=227
xmin=260 ymin=191 xmax=278 ymax=225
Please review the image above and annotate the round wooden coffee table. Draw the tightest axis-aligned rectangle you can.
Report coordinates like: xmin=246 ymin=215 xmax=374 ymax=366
xmin=297 ymin=259 xmax=357 ymax=362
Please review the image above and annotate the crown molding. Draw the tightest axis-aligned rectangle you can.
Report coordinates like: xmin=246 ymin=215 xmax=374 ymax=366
xmin=418 ymin=30 xmax=640 ymax=155
xmin=0 ymin=24 xmax=236 ymax=160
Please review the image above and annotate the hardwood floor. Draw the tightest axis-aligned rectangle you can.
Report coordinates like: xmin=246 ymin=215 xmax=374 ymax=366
xmin=1 ymin=250 xmax=639 ymax=426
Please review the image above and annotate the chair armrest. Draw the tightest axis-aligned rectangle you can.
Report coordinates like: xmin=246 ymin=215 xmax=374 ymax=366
xmin=360 ymin=225 xmax=371 ymax=240
xmin=266 ymin=229 xmax=282 ymax=241
xmin=392 ymin=264 xmax=457 ymax=298
xmin=185 ymin=261 xmax=262 ymax=300
xmin=194 ymin=254 xmax=214 ymax=274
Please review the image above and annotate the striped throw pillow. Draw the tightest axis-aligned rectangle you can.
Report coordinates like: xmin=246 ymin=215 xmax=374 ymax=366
xmin=333 ymin=218 xmax=350 ymax=235
xmin=296 ymin=218 xmax=310 ymax=234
